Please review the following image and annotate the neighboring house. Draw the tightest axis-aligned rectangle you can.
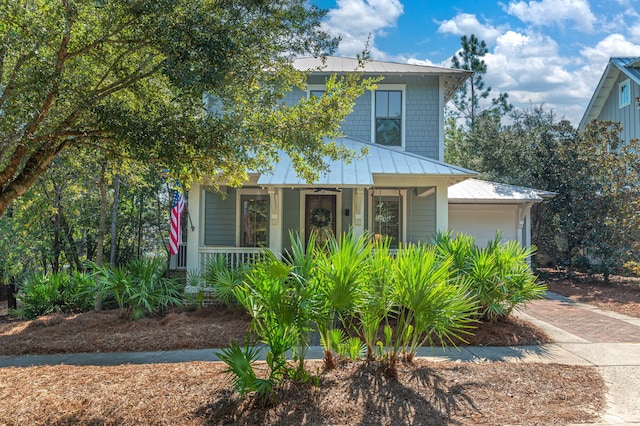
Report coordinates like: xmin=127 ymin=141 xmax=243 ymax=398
xmin=579 ymin=57 xmax=640 ymax=142
xmin=182 ymin=57 xmax=548 ymax=272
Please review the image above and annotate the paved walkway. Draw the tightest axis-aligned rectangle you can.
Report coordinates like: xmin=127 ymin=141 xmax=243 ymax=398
xmin=1 ymin=291 xmax=639 ymax=424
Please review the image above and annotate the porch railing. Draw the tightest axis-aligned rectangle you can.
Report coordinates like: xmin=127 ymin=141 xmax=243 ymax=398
xmin=199 ymin=246 xmax=268 ymax=270
xmin=169 ymin=243 xmax=188 ymax=270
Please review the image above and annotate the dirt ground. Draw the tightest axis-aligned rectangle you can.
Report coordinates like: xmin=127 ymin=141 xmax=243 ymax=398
xmin=2 ymin=272 xmax=633 ymax=425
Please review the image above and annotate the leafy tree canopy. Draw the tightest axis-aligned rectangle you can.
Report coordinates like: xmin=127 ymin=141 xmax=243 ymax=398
xmin=0 ymin=0 xmax=373 ymax=216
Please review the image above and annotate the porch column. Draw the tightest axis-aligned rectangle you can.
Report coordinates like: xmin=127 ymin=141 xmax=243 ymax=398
xmin=352 ymin=188 xmax=366 ymax=237
xmin=186 ymin=184 xmax=203 ymax=273
xmin=517 ymin=203 xmax=533 ymax=265
xmin=268 ymin=187 xmax=283 ymax=256
xmin=435 ymin=180 xmax=449 ymax=232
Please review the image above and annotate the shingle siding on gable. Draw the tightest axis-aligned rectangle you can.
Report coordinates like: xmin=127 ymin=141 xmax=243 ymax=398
xmin=403 ymin=76 xmax=440 ymax=160
xmin=597 ymin=73 xmax=640 ymax=143
xmin=204 ymin=189 xmax=236 ymax=246
xmin=298 ymin=74 xmax=441 ymax=159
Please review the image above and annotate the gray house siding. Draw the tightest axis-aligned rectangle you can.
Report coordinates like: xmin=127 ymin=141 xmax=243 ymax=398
xmin=401 ymin=75 xmax=440 ymax=160
xmin=597 ymin=72 xmax=640 ymax=143
xmin=406 ymin=191 xmax=437 ymax=244
xmin=281 ymin=189 xmax=300 ymax=251
xmin=341 ymin=189 xmax=353 ymax=233
xmin=293 ymin=75 xmax=440 ymax=159
xmin=204 ymin=188 xmax=236 ymax=246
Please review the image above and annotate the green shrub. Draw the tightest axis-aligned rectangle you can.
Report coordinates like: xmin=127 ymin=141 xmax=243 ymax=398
xmin=434 ymin=231 xmax=546 ymax=321
xmin=13 ymin=270 xmax=95 ymax=319
xmin=93 ymin=257 xmax=183 ymax=320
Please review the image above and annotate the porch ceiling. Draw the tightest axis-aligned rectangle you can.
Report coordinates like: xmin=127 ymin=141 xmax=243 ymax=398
xmin=256 ymin=137 xmax=476 ymax=187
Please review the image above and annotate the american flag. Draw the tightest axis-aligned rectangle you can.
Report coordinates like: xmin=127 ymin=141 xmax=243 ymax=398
xmin=169 ymin=190 xmax=185 ymax=255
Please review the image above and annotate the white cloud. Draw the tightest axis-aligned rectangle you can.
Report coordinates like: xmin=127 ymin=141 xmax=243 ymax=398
xmin=437 ymin=13 xmax=506 ymax=44
xmin=631 ymin=23 xmax=640 ymax=43
xmin=505 ymin=0 xmax=597 ymax=33
xmin=322 ymin=0 xmax=404 ymax=58
xmin=579 ymin=33 xmax=640 ymax=64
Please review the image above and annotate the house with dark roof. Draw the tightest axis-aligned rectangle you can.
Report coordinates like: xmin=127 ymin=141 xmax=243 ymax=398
xmin=579 ymin=57 xmax=640 ymax=142
xmin=181 ymin=57 xmax=550 ymax=271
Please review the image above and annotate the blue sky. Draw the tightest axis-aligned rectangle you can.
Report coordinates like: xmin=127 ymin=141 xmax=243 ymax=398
xmin=310 ymin=0 xmax=640 ymax=125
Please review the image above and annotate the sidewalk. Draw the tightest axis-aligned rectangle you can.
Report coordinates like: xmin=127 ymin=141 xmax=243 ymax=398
xmin=1 ymin=292 xmax=639 ymax=424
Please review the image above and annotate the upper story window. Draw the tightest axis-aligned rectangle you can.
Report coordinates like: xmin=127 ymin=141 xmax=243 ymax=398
xmin=619 ymin=79 xmax=631 ymax=108
xmin=308 ymin=85 xmax=326 ymax=100
xmin=373 ymin=86 xmax=405 ymax=147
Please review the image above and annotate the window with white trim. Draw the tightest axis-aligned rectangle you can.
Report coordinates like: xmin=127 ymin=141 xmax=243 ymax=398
xmin=240 ymin=194 xmax=269 ymax=247
xmin=374 ymin=88 xmax=404 ymax=147
xmin=619 ymin=79 xmax=631 ymax=108
xmin=373 ymin=196 xmax=401 ymax=246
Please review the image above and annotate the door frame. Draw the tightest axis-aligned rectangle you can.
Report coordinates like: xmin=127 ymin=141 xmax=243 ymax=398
xmin=299 ymin=189 xmax=342 ymax=243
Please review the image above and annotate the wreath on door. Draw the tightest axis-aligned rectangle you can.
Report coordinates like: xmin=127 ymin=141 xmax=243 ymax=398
xmin=310 ymin=207 xmax=331 ymax=228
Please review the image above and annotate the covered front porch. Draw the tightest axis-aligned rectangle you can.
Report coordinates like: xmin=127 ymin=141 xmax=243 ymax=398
xmin=184 ymin=137 xmax=475 ymax=273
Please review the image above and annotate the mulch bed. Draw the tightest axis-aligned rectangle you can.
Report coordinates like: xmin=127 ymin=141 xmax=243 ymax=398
xmin=0 ymin=305 xmax=550 ymax=356
xmin=0 ymin=360 xmax=605 ymax=425
xmin=539 ymin=268 xmax=640 ymax=319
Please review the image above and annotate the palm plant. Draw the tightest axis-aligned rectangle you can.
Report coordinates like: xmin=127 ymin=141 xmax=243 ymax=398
xmin=13 ymin=270 xmax=96 ymax=319
xmin=390 ymin=244 xmax=477 ymax=362
xmin=93 ymin=258 xmax=183 ymax=320
xmin=233 ymin=250 xmax=324 ymax=383
xmin=200 ymin=254 xmax=249 ymax=306
xmin=315 ymin=230 xmax=373 ymax=367
xmin=356 ymin=235 xmax=395 ymax=360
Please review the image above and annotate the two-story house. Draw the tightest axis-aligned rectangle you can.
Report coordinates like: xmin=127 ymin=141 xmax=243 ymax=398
xmin=579 ymin=57 xmax=640 ymax=141
xmin=183 ymin=56 xmax=548 ymax=271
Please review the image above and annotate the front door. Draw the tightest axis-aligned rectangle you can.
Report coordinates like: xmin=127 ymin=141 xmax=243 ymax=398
xmin=305 ymin=194 xmax=336 ymax=246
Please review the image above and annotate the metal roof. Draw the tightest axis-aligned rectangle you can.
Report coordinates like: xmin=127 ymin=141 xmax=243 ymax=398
xmin=256 ymin=137 xmax=476 ymax=187
xmin=448 ymin=179 xmax=555 ymax=203
xmin=579 ymin=57 xmax=640 ymax=130
xmin=293 ymin=56 xmax=471 ymax=102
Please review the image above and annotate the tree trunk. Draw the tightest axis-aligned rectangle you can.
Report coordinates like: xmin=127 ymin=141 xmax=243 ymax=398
xmin=95 ymin=161 xmax=108 ymax=311
xmin=137 ymin=194 xmax=144 ymax=257
xmin=60 ymin=211 xmax=81 ymax=270
xmin=109 ymin=174 xmax=120 ymax=266
xmin=52 ymin=182 xmax=62 ymax=273
xmin=95 ymin=162 xmax=107 ymax=266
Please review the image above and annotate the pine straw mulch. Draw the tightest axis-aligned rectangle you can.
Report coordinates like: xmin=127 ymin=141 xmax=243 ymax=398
xmin=0 ymin=297 xmax=606 ymax=425
xmin=0 ymin=305 xmax=550 ymax=356
xmin=539 ymin=268 xmax=640 ymax=319
xmin=0 ymin=359 xmax=604 ymax=425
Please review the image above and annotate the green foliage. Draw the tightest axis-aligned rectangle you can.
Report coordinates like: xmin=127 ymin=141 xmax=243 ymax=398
xmin=390 ymin=244 xmax=477 ymax=361
xmin=198 ymin=255 xmax=250 ymax=306
xmin=233 ymin=247 xmax=324 ymax=386
xmin=93 ymin=257 xmax=183 ymax=320
xmin=0 ymin=0 xmax=375 ymax=216
xmin=13 ymin=270 xmax=95 ymax=319
xmin=219 ymin=230 xmax=546 ymax=405
xmin=434 ymin=231 xmax=546 ymax=321
xmin=216 ymin=338 xmax=276 ymax=406
xmin=447 ymin=104 xmax=640 ymax=278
